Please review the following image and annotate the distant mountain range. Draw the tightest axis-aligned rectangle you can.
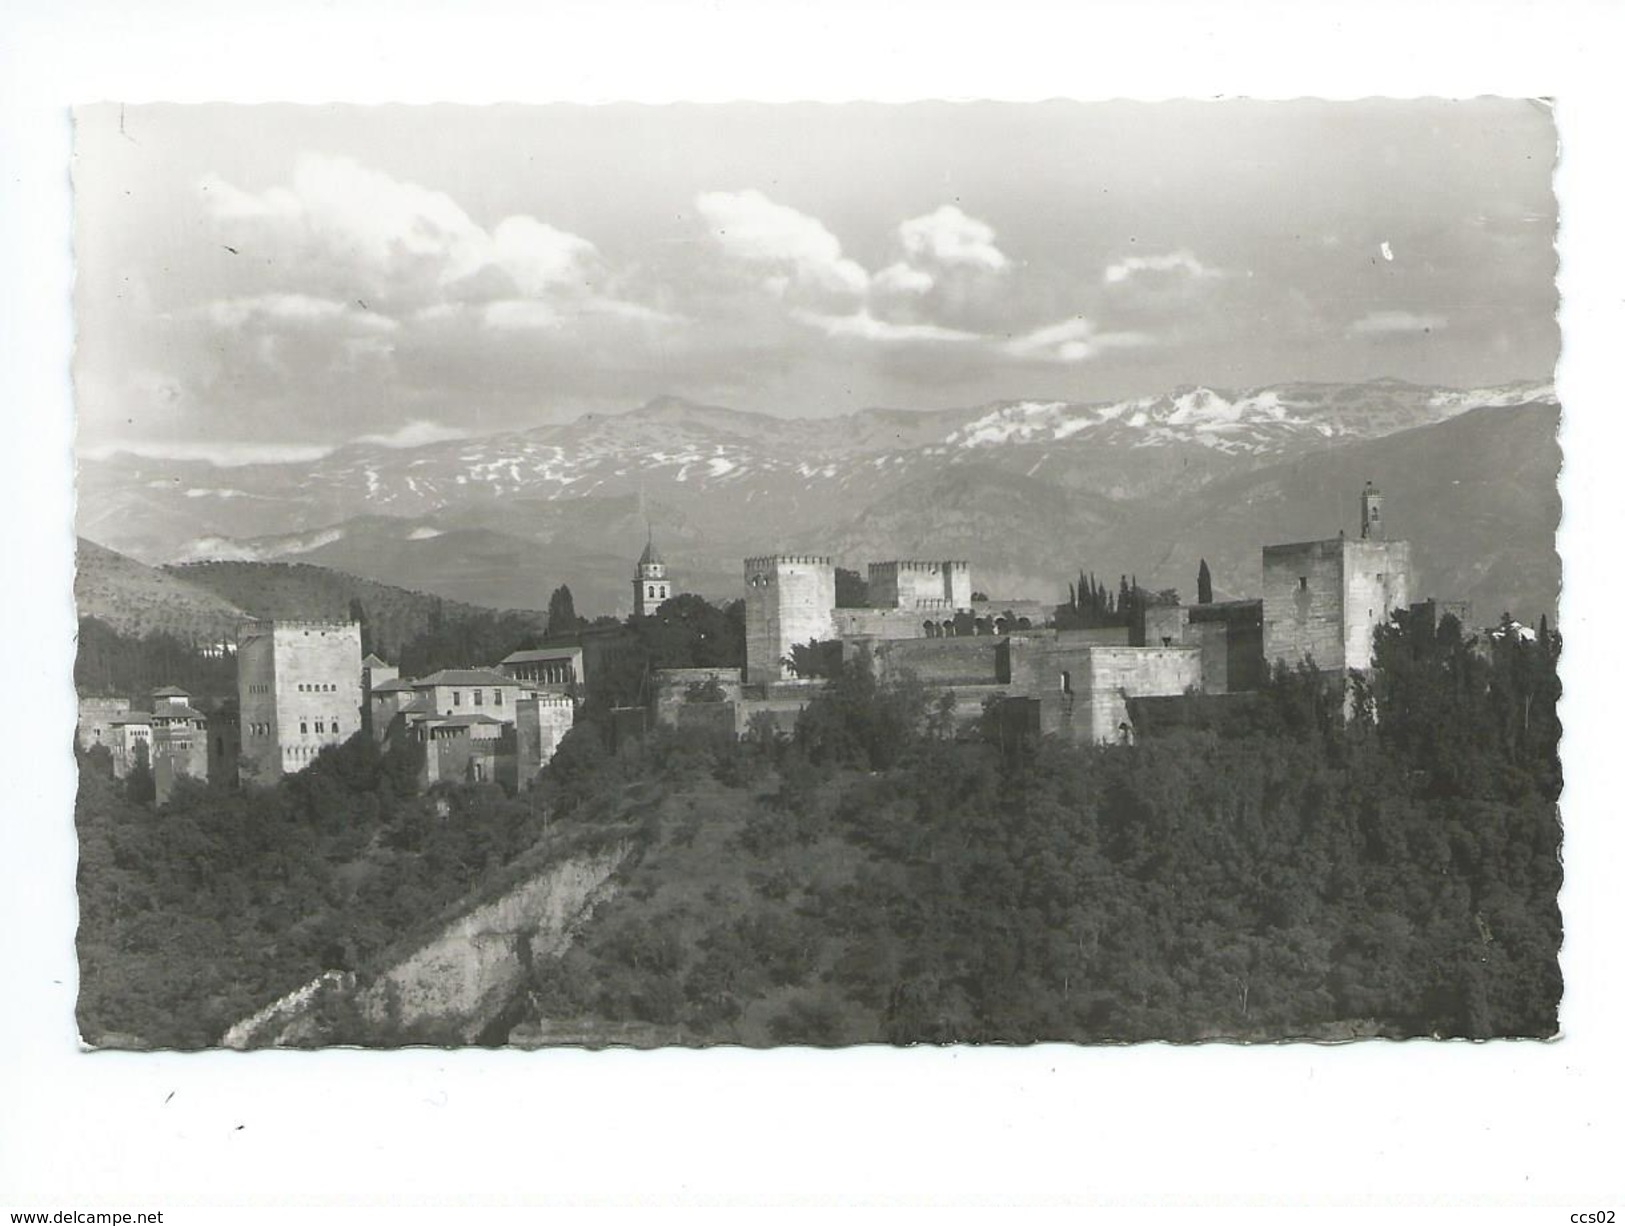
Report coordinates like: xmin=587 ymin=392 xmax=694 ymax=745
xmin=77 ymin=377 xmax=1561 ymax=624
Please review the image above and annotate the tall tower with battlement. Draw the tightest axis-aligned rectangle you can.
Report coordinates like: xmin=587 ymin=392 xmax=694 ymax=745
xmin=633 ymin=535 xmax=673 ymax=617
xmin=237 ymin=619 xmax=364 ymax=782
xmin=1262 ymin=484 xmax=1411 ymax=678
xmin=744 ymin=555 xmax=838 ymax=685
xmin=867 ymin=560 xmax=973 ymax=611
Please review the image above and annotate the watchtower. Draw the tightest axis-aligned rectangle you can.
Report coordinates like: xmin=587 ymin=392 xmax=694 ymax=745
xmin=1261 ymin=484 xmax=1411 ymax=678
xmin=743 ymin=554 xmax=837 ymax=685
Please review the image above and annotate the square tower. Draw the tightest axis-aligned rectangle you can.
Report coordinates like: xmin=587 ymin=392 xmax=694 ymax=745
xmin=744 ymin=555 xmax=837 ymax=685
xmin=1261 ymin=536 xmax=1411 ymax=677
xmin=237 ymin=620 xmax=364 ymax=781
xmin=867 ymin=560 xmax=973 ymax=611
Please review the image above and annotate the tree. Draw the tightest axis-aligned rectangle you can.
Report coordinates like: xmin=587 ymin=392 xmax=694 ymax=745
xmin=1197 ymin=559 xmax=1213 ymax=605
xmin=545 ymin=585 xmax=580 ymax=639
xmin=348 ymin=597 xmax=373 ymax=656
xmin=124 ymin=740 xmax=156 ymax=806
xmin=835 ymin=568 xmax=870 ymax=608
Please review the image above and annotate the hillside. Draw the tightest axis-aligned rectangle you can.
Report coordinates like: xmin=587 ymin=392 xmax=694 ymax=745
xmin=74 ymin=537 xmax=251 ymax=640
xmin=161 ymin=559 xmax=542 ymax=658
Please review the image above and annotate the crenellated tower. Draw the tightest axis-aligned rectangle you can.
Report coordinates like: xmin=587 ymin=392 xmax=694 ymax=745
xmin=743 ymin=554 xmax=838 ymax=685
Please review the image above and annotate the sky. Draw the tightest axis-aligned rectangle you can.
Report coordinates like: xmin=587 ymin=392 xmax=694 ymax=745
xmin=73 ymin=100 xmax=1559 ymax=463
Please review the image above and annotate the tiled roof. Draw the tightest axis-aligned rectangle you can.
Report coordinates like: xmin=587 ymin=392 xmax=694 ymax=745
xmin=361 ymin=653 xmax=390 ymax=668
xmin=427 ymin=713 xmax=507 ymax=728
xmin=500 ymin=647 xmax=582 ymax=664
xmin=151 ymin=685 xmax=190 ymax=698
xmin=414 ymin=669 xmax=519 ymax=687
xmin=371 ymin=677 xmax=417 ymax=693
xmin=110 ymin=712 xmax=153 ymax=725
xmin=152 ymin=705 xmax=206 ymax=721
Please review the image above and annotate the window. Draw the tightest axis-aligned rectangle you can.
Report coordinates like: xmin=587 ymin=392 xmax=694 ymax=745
xmin=494 ymin=690 xmax=503 ymax=706
xmin=1298 ymin=577 xmax=1308 ymax=591
xmin=300 ymin=721 xmax=308 ymax=734
xmin=648 ymin=585 xmax=657 ymax=598
xmin=474 ymin=690 xmax=484 ymax=707
xmin=315 ymin=720 xmax=324 ymax=734
xmin=453 ymin=691 xmax=462 ymax=706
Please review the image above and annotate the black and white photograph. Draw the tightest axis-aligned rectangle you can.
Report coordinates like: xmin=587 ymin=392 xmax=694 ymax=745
xmin=67 ymin=98 xmax=1564 ymax=1051
xmin=10 ymin=0 xmax=1625 ymax=1216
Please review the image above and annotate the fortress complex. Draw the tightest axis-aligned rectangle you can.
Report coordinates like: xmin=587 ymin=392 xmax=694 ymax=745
xmin=76 ymin=685 xmax=219 ymax=802
xmin=678 ymin=485 xmax=1436 ymax=746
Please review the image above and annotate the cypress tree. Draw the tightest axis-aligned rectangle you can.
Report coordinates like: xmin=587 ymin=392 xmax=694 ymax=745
xmin=1197 ymin=559 xmax=1213 ymax=605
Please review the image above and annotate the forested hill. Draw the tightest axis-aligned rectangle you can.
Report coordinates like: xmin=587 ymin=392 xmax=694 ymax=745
xmin=160 ymin=559 xmax=540 ymax=660
xmin=75 ymin=537 xmax=251 ymax=641
xmin=76 ymin=604 xmax=1561 ymax=1048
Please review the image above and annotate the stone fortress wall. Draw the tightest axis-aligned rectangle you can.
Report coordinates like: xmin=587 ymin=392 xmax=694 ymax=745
xmin=721 ymin=486 xmax=1422 ymax=746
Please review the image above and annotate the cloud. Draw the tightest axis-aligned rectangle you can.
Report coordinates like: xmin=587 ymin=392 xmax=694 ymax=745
xmin=482 ymin=299 xmax=563 ymax=331
xmin=873 ymin=261 xmax=936 ymax=296
xmin=1003 ymin=316 xmax=1155 ymax=363
xmin=352 ymin=420 xmax=470 ymax=448
xmin=201 ymin=154 xmax=598 ymax=304
xmin=793 ymin=308 xmax=978 ymax=344
xmin=694 ymin=189 xmax=869 ymax=296
xmin=897 ymin=205 xmax=1009 ymax=272
xmin=1103 ymin=250 xmax=1221 ymax=285
xmin=79 ymin=438 xmax=338 ymax=466
xmin=205 ymin=293 xmax=397 ymax=332
xmin=1349 ymin=310 xmax=1448 ymax=336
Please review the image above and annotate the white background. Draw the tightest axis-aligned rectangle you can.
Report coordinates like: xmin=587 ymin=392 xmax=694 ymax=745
xmin=1 ymin=0 xmax=1621 ymax=1211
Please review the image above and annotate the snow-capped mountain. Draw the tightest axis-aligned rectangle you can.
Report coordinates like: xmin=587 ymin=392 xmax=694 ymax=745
xmin=77 ymin=377 xmax=1559 ymax=619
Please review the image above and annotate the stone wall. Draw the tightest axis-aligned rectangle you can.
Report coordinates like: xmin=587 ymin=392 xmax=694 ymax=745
xmin=744 ymin=555 xmax=837 ymax=685
xmin=1189 ymin=599 xmax=1265 ymax=693
xmin=1342 ymin=539 xmax=1411 ymax=675
xmin=221 ymin=842 xmax=629 ymax=1048
xmin=871 ymin=636 xmax=1004 ymax=686
xmin=76 ymin=697 xmax=130 ymax=753
xmin=1077 ymin=646 xmax=1203 ymax=743
xmin=1139 ymin=604 xmax=1189 ymax=648
xmin=236 ymin=623 xmax=279 ymax=782
xmin=867 ymin=560 xmax=971 ymax=610
xmin=1262 ymin=540 xmax=1348 ymax=673
xmin=650 ymin=667 xmax=744 ymax=729
xmin=237 ymin=620 xmax=362 ymax=780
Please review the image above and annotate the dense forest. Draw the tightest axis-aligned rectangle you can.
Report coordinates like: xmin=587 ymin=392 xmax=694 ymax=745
xmin=519 ymin=607 xmax=1562 ymax=1044
xmin=75 ymin=604 xmax=1561 ymax=1047
xmin=74 ymin=734 xmax=614 ymax=1047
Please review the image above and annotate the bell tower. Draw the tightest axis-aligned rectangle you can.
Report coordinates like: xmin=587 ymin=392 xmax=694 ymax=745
xmin=633 ymin=532 xmax=672 ymax=617
xmin=1360 ymin=480 xmax=1384 ymax=541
